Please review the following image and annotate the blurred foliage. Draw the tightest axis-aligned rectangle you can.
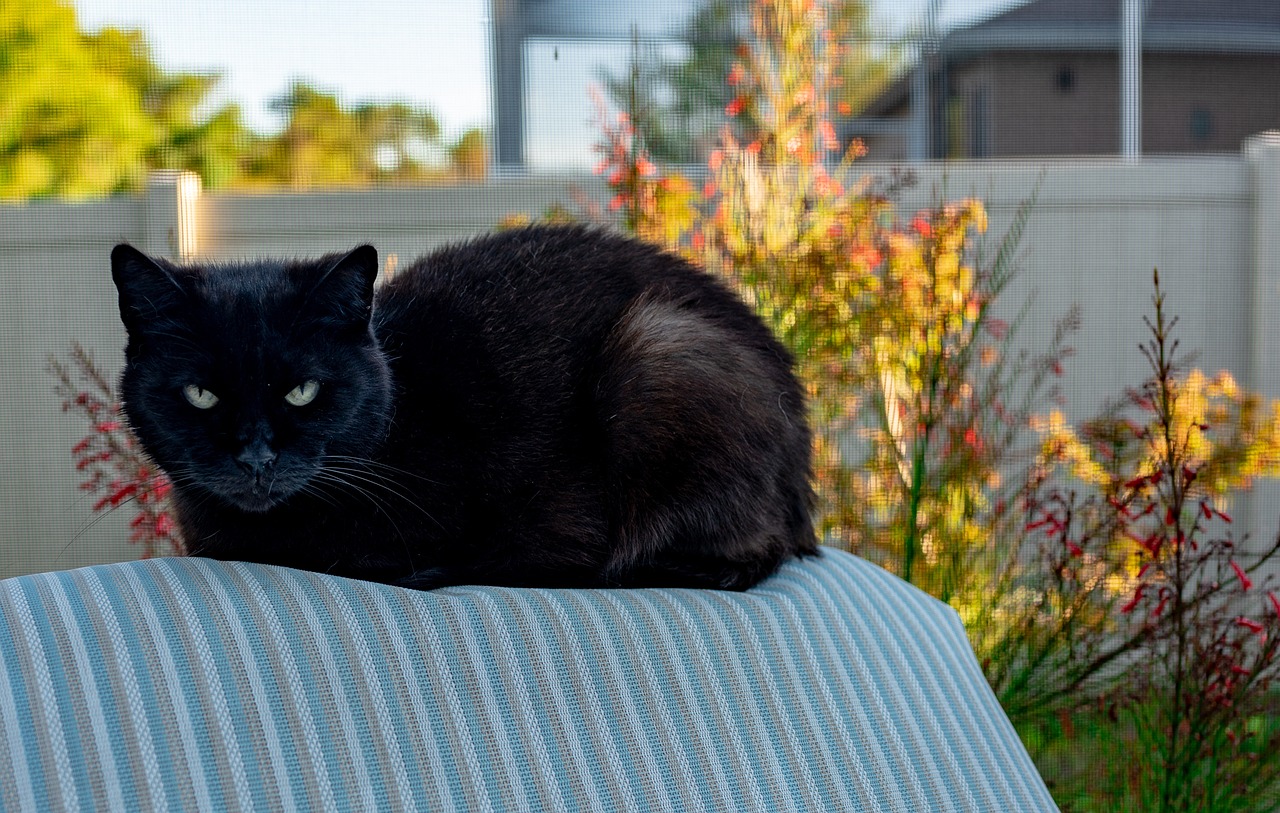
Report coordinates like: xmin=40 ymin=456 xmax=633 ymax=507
xmin=1 ymin=0 xmax=154 ymax=199
xmin=1 ymin=0 xmax=486 ymax=200
xmin=248 ymin=83 xmax=449 ymax=189
xmin=84 ymin=27 xmax=249 ymax=191
xmin=602 ymin=0 xmax=899 ymax=166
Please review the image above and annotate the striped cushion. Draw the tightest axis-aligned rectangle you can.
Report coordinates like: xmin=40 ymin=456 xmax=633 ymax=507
xmin=0 ymin=549 xmax=1056 ymax=812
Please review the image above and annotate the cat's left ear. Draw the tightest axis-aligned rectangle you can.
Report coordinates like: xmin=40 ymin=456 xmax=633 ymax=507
xmin=111 ymin=244 xmax=187 ymax=335
xmin=307 ymin=245 xmax=379 ymax=330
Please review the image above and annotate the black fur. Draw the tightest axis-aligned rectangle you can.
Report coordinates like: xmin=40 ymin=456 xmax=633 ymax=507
xmin=112 ymin=225 xmax=817 ymax=590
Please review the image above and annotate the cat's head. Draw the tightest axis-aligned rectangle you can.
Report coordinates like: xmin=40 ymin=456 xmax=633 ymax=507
xmin=111 ymin=245 xmax=392 ymax=513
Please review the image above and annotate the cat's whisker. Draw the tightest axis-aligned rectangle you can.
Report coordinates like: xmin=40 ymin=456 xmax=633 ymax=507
xmin=310 ymin=471 xmax=426 ymax=576
xmin=321 ymin=455 xmax=442 ymax=486
xmin=296 ymin=483 xmax=342 ymax=509
xmin=311 ymin=466 xmax=440 ymax=530
xmin=60 ymin=465 xmax=205 ymax=562
xmin=317 ymin=461 xmax=431 ymax=507
xmin=320 ymin=469 xmax=430 ymax=507
xmin=60 ymin=499 xmax=133 ymax=562
xmin=310 ymin=470 xmax=413 ymax=545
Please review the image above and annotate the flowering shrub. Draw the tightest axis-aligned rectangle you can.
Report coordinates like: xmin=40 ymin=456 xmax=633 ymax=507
xmin=1009 ymin=273 xmax=1280 ymax=811
xmin=583 ymin=0 xmax=1280 ymax=808
xmin=48 ymin=342 xmax=182 ymax=558
xmin=587 ymin=0 xmax=1075 ymax=603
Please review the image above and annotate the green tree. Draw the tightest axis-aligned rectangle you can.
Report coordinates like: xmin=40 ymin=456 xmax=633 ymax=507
xmin=0 ymin=0 xmax=473 ymax=199
xmin=356 ymin=101 xmax=442 ymax=181
xmin=252 ymin=83 xmax=447 ymax=189
xmin=448 ymin=127 xmax=488 ymax=180
xmin=0 ymin=0 xmax=254 ymax=198
xmin=0 ymin=0 xmax=154 ymax=199
xmin=85 ymin=27 xmax=252 ymax=190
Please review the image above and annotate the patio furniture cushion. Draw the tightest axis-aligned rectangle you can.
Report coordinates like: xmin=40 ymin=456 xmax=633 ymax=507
xmin=0 ymin=549 xmax=1057 ymax=812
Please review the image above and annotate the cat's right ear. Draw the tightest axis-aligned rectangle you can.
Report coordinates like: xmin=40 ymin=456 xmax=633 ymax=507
xmin=306 ymin=244 xmax=380 ymax=330
xmin=111 ymin=244 xmax=187 ymax=334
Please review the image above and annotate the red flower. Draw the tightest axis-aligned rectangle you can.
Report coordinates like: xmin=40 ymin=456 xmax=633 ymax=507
xmin=154 ymin=514 xmax=175 ymax=536
xmin=819 ymin=120 xmax=839 ymax=151
xmin=1108 ymin=496 xmax=1134 ymax=519
xmin=852 ymin=244 xmax=882 ymax=268
xmin=1128 ymin=531 xmax=1162 ymax=556
xmin=1230 ymin=560 xmax=1253 ymax=591
xmin=911 ymin=215 xmax=932 ymax=238
xmin=1236 ymin=617 xmax=1266 ymax=640
xmin=1120 ymin=585 xmax=1145 ymax=614
xmin=725 ymin=97 xmax=745 ymax=117
xmin=109 ymin=483 xmax=138 ymax=507
xmin=1151 ymin=595 xmax=1170 ymax=618
xmin=963 ymin=427 xmax=982 ymax=451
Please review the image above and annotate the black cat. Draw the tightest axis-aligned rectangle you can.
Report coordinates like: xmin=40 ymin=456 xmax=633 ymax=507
xmin=111 ymin=225 xmax=816 ymax=590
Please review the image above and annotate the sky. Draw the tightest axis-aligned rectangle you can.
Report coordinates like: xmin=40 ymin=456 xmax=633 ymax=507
xmin=72 ymin=0 xmax=1024 ymax=169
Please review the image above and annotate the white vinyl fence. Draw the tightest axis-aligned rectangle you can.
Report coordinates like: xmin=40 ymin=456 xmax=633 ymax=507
xmin=2 ymin=134 xmax=1279 ymax=579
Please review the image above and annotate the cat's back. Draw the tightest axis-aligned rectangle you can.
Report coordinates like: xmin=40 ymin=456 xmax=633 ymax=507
xmin=373 ymin=225 xmax=785 ymax=369
xmin=371 ymin=225 xmax=815 ymax=588
xmin=375 ymin=225 xmax=689 ymax=333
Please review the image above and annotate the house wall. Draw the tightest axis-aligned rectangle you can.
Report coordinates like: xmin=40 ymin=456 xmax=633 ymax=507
xmin=3 ymin=141 xmax=1280 ymax=578
xmin=953 ymin=51 xmax=1280 ymax=158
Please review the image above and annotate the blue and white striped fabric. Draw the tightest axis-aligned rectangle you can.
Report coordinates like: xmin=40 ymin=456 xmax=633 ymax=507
xmin=0 ymin=549 xmax=1057 ymax=812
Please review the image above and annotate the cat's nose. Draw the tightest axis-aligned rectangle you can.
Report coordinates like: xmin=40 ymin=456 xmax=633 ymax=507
xmin=235 ymin=443 xmax=277 ymax=479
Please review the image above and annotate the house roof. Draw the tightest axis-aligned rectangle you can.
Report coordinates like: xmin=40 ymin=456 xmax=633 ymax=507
xmin=945 ymin=0 xmax=1280 ymax=56
xmin=854 ymin=0 xmax=1280 ymax=119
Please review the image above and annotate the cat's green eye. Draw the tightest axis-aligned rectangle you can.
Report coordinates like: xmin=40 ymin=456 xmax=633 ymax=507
xmin=182 ymin=385 xmax=219 ymax=410
xmin=285 ymin=380 xmax=321 ymax=407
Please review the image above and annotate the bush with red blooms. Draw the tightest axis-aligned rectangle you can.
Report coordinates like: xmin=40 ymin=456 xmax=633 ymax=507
xmin=48 ymin=342 xmax=182 ymax=558
xmin=577 ymin=1 xmax=1280 ymax=807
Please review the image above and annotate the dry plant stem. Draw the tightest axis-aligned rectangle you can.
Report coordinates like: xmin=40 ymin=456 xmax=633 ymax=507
xmin=1145 ymin=271 xmax=1190 ymax=812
